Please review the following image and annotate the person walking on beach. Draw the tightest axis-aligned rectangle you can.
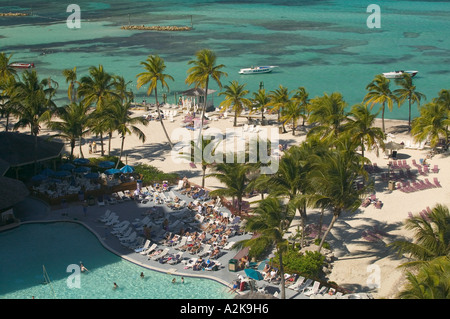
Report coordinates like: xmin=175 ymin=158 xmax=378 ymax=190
xmin=88 ymin=142 xmax=92 ymax=154
xmin=93 ymin=141 xmax=97 ymax=153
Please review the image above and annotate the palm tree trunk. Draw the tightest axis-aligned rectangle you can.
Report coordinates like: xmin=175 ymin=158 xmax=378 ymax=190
xmin=234 ymin=110 xmax=238 ymax=127
xmin=79 ymin=137 xmax=84 ymax=158
xmin=317 ymin=211 xmax=339 ymax=253
xmin=116 ymin=136 xmax=125 ymax=168
xmin=381 ymin=103 xmax=386 ymax=133
xmin=408 ymin=97 xmax=412 ymax=130
xmin=108 ymin=131 xmax=112 ymax=156
xmin=202 ymin=164 xmax=206 ymax=188
xmin=155 ymin=87 xmax=173 ymax=148
xmin=100 ymin=133 xmax=105 ymax=156
xmin=196 ymin=77 xmax=209 ymax=147
xmin=278 ymin=250 xmax=286 ymax=299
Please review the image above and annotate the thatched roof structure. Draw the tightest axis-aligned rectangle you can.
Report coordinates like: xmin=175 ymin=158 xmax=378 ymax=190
xmin=179 ymin=88 xmax=216 ymax=97
xmin=0 ymin=176 xmax=29 ymax=211
xmin=0 ymin=132 xmax=64 ymax=168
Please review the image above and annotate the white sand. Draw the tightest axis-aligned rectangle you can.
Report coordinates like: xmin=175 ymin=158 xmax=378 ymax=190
xmin=11 ymin=107 xmax=450 ymax=298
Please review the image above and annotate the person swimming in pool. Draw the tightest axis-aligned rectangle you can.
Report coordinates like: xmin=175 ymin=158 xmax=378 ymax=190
xmin=80 ymin=262 xmax=88 ymax=272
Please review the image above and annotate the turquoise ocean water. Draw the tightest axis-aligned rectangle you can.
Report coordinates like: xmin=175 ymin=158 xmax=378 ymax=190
xmin=1 ymin=0 xmax=449 ymax=120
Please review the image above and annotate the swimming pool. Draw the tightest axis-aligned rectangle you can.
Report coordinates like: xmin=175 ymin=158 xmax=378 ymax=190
xmin=0 ymin=222 xmax=233 ymax=299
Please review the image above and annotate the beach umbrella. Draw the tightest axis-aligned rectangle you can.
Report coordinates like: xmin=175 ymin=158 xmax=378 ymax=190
xmin=52 ymin=170 xmax=72 ymax=178
xmin=244 ymin=268 xmax=264 ymax=281
xmin=74 ymin=166 xmax=91 ymax=173
xmin=59 ymin=163 xmax=76 ymax=170
xmin=120 ymin=165 xmax=134 ymax=174
xmin=84 ymin=172 xmax=99 ymax=179
xmin=98 ymin=161 xmax=115 ymax=168
xmin=384 ymin=141 xmax=403 ymax=151
xmin=40 ymin=168 xmax=55 ymax=176
xmin=73 ymin=158 xmax=90 ymax=165
xmin=31 ymin=174 xmax=48 ymax=182
xmin=105 ymin=168 xmax=121 ymax=175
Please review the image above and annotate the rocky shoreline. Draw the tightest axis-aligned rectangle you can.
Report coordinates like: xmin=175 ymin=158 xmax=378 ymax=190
xmin=121 ymin=25 xmax=192 ymax=31
xmin=0 ymin=12 xmax=30 ymax=17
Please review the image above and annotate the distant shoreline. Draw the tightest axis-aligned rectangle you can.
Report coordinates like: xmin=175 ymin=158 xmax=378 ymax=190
xmin=0 ymin=12 xmax=30 ymax=17
xmin=121 ymin=25 xmax=192 ymax=31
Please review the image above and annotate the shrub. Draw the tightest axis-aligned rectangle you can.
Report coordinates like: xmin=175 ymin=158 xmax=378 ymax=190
xmin=275 ymin=247 xmax=325 ymax=278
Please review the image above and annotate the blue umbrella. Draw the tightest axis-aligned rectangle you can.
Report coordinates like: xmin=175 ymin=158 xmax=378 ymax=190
xmin=84 ymin=172 xmax=99 ymax=179
xmin=32 ymin=174 xmax=48 ymax=182
xmin=40 ymin=168 xmax=55 ymax=176
xmin=98 ymin=161 xmax=115 ymax=168
xmin=105 ymin=168 xmax=121 ymax=175
xmin=59 ymin=163 xmax=76 ymax=170
xmin=244 ymin=268 xmax=264 ymax=281
xmin=73 ymin=158 xmax=90 ymax=165
xmin=74 ymin=166 xmax=91 ymax=173
xmin=120 ymin=165 xmax=134 ymax=173
xmin=52 ymin=170 xmax=72 ymax=178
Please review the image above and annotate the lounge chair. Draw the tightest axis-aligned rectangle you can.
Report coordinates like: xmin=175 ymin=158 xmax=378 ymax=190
xmin=111 ymin=221 xmax=130 ymax=235
xmin=105 ymin=215 xmax=119 ymax=226
xmin=296 ymin=278 xmax=313 ymax=292
xmin=288 ymin=276 xmax=305 ymax=291
xmin=223 ymin=241 xmax=235 ymax=250
xmin=117 ymin=227 xmax=132 ymax=240
xmin=134 ymin=239 xmax=151 ymax=253
xmin=174 ymin=180 xmax=184 ymax=191
xmin=97 ymin=210 xmax=112 ymax=222
xmin=173 ymin=236 xmax=188 ymax=250
xmin=141 ymin=243 xmax=157 ymax=255
xmin=151 ymin=248 xmax=170 ymax=261
xmin=433 ymin=177 xmax=442 ymax=187
xmin=97 ymin=195 xmax=105 ymax=206
xmin=432 ymin=165 xmax=439 ymax=173
xmin=120 ymin=231 xmax=137 ymax=244
xmin=197 ymin=244 xmax=212 ymax=257
xmin=303 ymin=281 xmax=321 ymax=296
xmin=167 ymin=252 xmax=184 ymax=265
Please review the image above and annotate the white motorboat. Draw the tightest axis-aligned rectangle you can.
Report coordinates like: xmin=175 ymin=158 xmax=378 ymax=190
xmin=238 ymin=66 xmax=278 ymax=75
xmin=382 ymin=70 xmax=418 ymax=79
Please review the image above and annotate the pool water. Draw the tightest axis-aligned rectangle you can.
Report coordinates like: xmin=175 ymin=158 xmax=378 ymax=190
xmin=0 ymin=222 xmax=233 ymax=299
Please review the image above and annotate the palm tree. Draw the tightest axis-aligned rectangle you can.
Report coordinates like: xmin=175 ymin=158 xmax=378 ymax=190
xmin=280 ymin=99 xmax=303 ymax=136
xmin=251 ymin=89 xmax=270 ymax=125
xmin=0 ymin=76 xmax=18 ymax=132
xmin=306 ymin=147 xmax=367 ymax=252
xmin=291 ymin=86 xmax=310 ymax=126
xmin=137 ymin=54 xmax=174 ymax=148
xmin=78 ymin=65 xmax=120 ymax=110
xmin=364 ymin=74 xmax=398 ymax=133
xmin=411 ymin=102 xmax=449 ymax=149
xmin=218 ymin=80 xmax=251 ymax=127
xmin=394 ymin=73 xmax=426 ymax=130
xmin=184 ymin=134 xmax=219 ymax=188
xmin=13 ymin=70 xmax=57 ymax=172
xmin=62 ymin=67 xmax=80 ymax=103
xmin=389 ymin=204 xmax=450 ymax=267
xmin=114 ymin=75 xmax=134 ymax=103
xmin=266 ymin=144 xmax=312 ymax=247
xmin=234 ymin=197 xmax=291 ymax=299
xmin=268 ymin=85 xmax=289 ymax=133
xmin=86 ymin=108 xmax=109 ymax=156
xmin=186 ymin=49 xmax=227 ymax=139
xmin=345 ymin=103 xmax=385 ymax=164
xmin=47 ymin=102 xmax=90 ymax=159
xmin=208 ymin=161 xmax=253 ymax=215
xmin=307 ymin=92 xmax=348 ymax=143
xmin=0 ymin=52 xmax=17 ymax=84
xmin=397 ymin=256 xmax=450 ymax=299
xmin=105 ymin=100 xmax=149 ymax=168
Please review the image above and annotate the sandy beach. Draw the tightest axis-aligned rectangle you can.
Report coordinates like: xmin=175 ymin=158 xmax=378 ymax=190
xmin=9 ymin=106 xmax=450 ymax=299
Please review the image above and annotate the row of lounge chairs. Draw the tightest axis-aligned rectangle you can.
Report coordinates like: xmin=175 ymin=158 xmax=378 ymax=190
xmin=97 ymin=210 xmax=144 ymax=249
xmin=361 ymin=194 xmax=383 ymax=209
xmin=397 ymin=177 xmax=441 ymax=193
